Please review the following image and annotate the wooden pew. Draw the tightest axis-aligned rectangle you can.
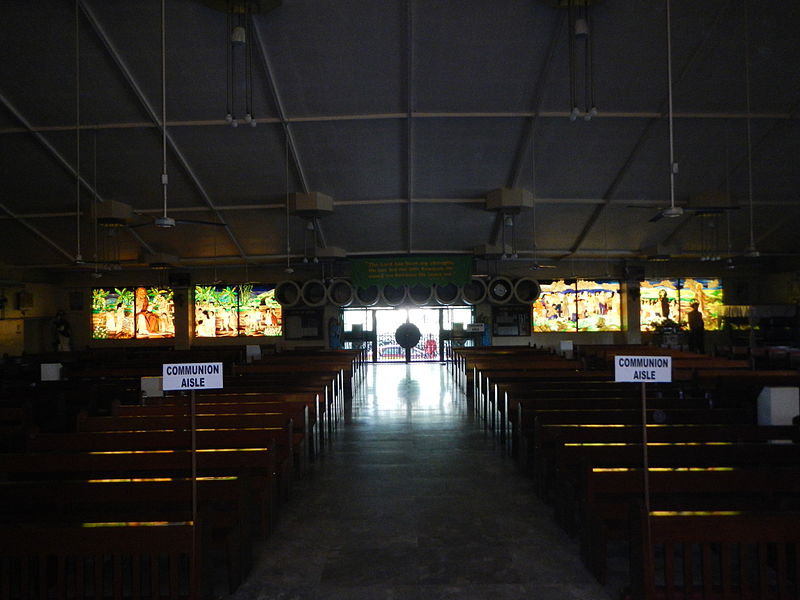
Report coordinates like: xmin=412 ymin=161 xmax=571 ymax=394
xmin=531 ymin=423 xmax=798 ymax=484
xmin=162 ymin=391 xmax=323 ymax=455
xmin=578 ymin=466 xmax=800 ymax=584
xmin=75 ymin=411 xmax=308 ymax=475
xmin=220 ymin=374 xmax=340 ymax=439
xmin=0 ymin=523 xmax=198 ymax=600
xmin=547 ymin=442 xmax=800 ymax=511
xmin=629 ymin=511 xmax=800 ymax=600
xmin=520 ymin=405 xmax=754 ymax=477
xmin=0 ymin=449 xmax=274 ymax=589
xmin=27 ymin=427 xmax=294 ymax=512
xmin=231 ymin=364 xmax=344 ymax=422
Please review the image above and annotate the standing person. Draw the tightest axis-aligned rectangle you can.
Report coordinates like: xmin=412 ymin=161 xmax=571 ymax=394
xmin=328 ymin=317 xmax=343 ymax=350
xmin=659 ymin=289 xmax=671 ymax=320
xmin=687 ymin=301 xmax=705 ymax=353
xmin=53 ymin=311 xmax=71 ymax=352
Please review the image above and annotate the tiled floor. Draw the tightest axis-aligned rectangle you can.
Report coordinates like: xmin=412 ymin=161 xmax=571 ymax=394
xmin=228 ymin=363 xmax=615 ymax=600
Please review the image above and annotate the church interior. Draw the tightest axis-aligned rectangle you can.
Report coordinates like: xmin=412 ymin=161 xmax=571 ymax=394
xmin=1 ymin=1 xmax=800 ymax=598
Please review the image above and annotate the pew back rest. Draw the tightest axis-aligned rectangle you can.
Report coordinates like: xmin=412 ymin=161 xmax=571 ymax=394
xmin=630 ymin=511 xmax=800 ymax=600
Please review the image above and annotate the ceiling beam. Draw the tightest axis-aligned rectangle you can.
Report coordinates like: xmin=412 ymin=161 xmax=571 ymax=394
xmin=0 ymin=89 xmax=156 ymax=258
xmin=79 ymin=0 xmax=247 ymax=261
xmin=0 ymin=202 xmax=76 ymax=263
xmin=508 ymin=10 xmax=565 ymax=189
xmin=250 ymin=18 xmax=310 ymax=195
xmin=4 ymin=197 xmax=794 ymax=221
xmin=2 ymin=110 xmax=796 ymax=137
xmin=564 ymin=0 xmax=737 ymax=258
xmin=312 ymin=217 xmax=327 ymax=249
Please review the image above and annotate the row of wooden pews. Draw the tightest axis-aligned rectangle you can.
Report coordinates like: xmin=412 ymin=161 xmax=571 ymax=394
xmin=452 ymin=344 xmax=800 ymax=599
xmin=0 ymin=347 xmax=364 ymax=599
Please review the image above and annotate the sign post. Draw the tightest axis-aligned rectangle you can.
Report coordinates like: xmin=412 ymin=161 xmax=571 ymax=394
xmin=614 ymin=355 xmax=672 ymax=553
xmin=162 ymin=363 xmax=224 ymax=565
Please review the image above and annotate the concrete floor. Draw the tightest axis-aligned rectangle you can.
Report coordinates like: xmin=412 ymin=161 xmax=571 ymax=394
xmin=228 ymin=363 xmax=616 ymax=600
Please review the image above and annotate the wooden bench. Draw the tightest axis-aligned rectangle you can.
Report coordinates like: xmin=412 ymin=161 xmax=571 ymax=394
xmin=27 ymin=427 xmax=294 ymax=516
xmin=75 ymin=410 xmax=308 ymax=475
xmin=0 ymin=522 xmax=198 ymax=600
xmin=577 ymin=466 xmax=800 ymax=584
xmin=531 ymin=423 xmax=798 ymax=483
xmin=547 ymin=442 xmax=800 ymax=511
xmin=520 ymin=405 xmax=753 ymax=477
xmin=629 ymin=511 xmax=800 ymax=600
xmin=154 ymin=392 xmax=323 ymax=455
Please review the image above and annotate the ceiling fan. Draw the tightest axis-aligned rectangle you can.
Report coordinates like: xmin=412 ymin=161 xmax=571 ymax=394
xmin=627 ymin=191 xmax=741 ymax=223
xmin=129 ymin=212 xmax=227 ymax=229
xmin=145 ymin=0 xmax=227 ymax=232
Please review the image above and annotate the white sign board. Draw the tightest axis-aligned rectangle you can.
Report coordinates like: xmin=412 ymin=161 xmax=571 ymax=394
xmin=162 ymin=362 xmax=223 ymax=391
xmin=614 ymin=355 xmax=672 ymax=383
xmin=40 ymin=363 xmax=62 ymax=381
xmin=465 ymin=323 xmax=485 ymax=332
xmin=245 ymin=345 xmax=262 ymax=364
xmin=141 ymin=376 xmax=164 ymax=398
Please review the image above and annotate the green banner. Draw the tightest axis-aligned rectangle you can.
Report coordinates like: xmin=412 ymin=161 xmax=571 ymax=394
xmin=351 ymin=255 xmax=472 ymax=288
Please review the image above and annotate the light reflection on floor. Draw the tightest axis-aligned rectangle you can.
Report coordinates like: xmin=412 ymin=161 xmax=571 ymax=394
xmin=229 ymin=363 xmax=613 ymax=600
xmin=355 ymin=363 xmax=464 ymax=416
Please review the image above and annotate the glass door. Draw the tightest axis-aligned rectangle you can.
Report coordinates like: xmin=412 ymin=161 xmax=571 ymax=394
xmin=373 ymin=307 xmax=440 ymax=362
xmin=344 ymin=306 xmax=475 ymax=363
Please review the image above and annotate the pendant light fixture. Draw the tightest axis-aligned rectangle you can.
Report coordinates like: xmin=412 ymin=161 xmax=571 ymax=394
xmin=567 ymin=0 xmax=598 ymax=122
xmin=661 ymin=0 xmax=683 ymax=219
xmin=155 ymin=0 xmax=175 ymax=229
xmin=224 ymin=1 xmax=257 ymax=128
xmin=742 ymin=1 xmax=759 ymax=258
xmin=74 ymin=0 xmax=84 ymax=264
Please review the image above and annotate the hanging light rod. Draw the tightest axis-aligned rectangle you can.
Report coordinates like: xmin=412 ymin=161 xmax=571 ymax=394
xmin=564 ymin=0 xmax=598 ymax=121
xmin=156 ymin=0 xmax=174 ymax=229
xmin=663 ymin=0 xmax=682 ymax=218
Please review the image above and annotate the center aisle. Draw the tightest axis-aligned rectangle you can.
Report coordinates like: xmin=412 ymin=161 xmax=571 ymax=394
xmin=230 ymin=363 xmax=613 ymax=600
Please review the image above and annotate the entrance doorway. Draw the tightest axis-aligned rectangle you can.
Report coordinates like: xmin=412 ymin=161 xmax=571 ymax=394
xmin=342 ymin=306 xmax=474 ymax=362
